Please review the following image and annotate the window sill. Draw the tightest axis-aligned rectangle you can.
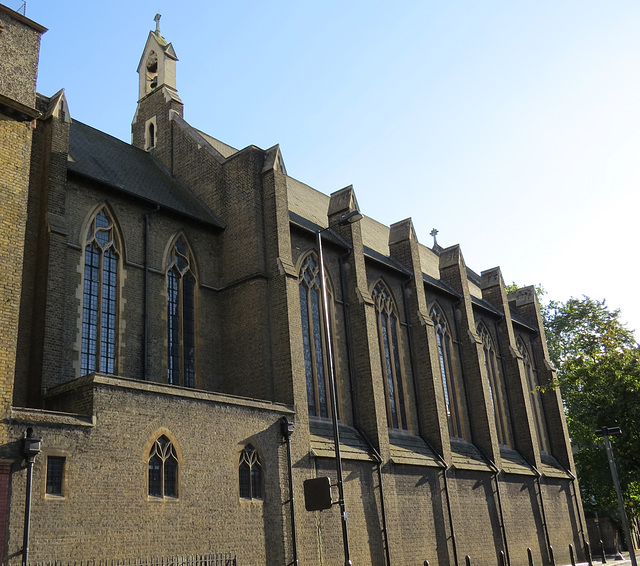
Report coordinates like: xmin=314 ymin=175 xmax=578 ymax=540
xmin=44 ymin=493 xmax=66 ymax=501
xmin=239 ymin=497 xmax=263 ymax=505
xmin=147 ymin=495 xmax=179 ymax=502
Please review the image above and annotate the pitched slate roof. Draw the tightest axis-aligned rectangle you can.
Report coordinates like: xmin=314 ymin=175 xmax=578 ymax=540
xmin=67 ymin=121 xmax=224 ymax=228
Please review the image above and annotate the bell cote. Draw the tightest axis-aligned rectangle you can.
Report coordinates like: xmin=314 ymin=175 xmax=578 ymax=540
xmin=136 ymin=14 xmax=178 ymax=101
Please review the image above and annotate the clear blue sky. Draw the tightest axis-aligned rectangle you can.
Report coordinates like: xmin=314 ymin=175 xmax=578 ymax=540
xmin=14 ymin=0 xmax=640 ymax=335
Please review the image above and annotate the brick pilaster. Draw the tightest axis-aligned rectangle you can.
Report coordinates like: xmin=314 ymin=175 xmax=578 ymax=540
xmin=480 ymin=269 xmax=541 ymax=467
xmin=388 ymin=219 xmax=451 ymax=460
xmin=438 ymin=245 xmax=500 ymax=463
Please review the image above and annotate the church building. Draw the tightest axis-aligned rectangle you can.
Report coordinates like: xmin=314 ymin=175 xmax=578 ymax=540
xmin=0 ymin=5 xmax=587 ymax=565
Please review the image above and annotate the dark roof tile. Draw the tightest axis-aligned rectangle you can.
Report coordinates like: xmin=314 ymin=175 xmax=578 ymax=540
xmin=67 ymin=121 xmax=224 ymax=228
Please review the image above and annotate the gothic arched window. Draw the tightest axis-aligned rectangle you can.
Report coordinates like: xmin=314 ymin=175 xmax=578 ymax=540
xmin=148 ymin=435 xmax=178 ymax=498
xmin=373 ymin=282 xmax=407 ymax=430
xmin=431 ymin=305 xmax=470 ymax=440
xmin=298 ymin=253 xmax=334 ymax=418
xmin=517 ymin=337 xmax=550 ymax=453
xmin=81 ymin=207 xmax=120 ymax=376
xmin=477 ymin=322 xmax=513 ymax=446
xmin=239 ymin=445 xmax=262 ymax=500
xmin=167 ymin=235 xmax=196 ymax=388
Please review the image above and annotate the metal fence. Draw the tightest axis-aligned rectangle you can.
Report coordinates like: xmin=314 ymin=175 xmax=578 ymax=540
xmin=3 ymin=553 xmax=237 ymax=566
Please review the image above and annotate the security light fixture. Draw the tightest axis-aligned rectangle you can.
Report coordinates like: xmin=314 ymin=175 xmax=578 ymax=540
xmin=595 ymin=426 xmax=621 ymax=437
xmin=337 ymin=210 xmax=364 ymax=225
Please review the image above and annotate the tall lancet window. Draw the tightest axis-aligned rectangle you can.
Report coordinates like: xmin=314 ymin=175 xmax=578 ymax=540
xmin=477 ymin=322 xmax=513 ymax=446
xmin=517 ymin=337 xmax=551 ymax=453
xmin=431 ymin=305 xmax=470 ymax=440
xmin=298 ymin=253 xmax=334 ymax=418
xmin=373 ymin=282 xmax=407 ymax=429
xmin=81 ymin=208 xmax=120 ymax=376
xmin=167 ymin=235 xmax=196 ymax=388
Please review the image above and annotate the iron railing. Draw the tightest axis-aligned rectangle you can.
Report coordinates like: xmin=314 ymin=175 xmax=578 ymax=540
xmin=3 ymin=553 xmax=236 ymax=566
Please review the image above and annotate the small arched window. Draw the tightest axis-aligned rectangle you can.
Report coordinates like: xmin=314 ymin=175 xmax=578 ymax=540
xmin=148 ymin=435 xmax=178 ymax=498
xmin=81 ymin=207 xmax=120 ymax=376
xmin=373 ymin=282 xmax=407 ymax=430
xmin=167 ymin=235 xmax=196 ymax=388
xmin=298 ymin=253 xmax=334 ymax=418
xmin=517 ymin=337 xmax=550 ymax=453
xmin=431 ymin=305 xmax=470 ymax=440
xmin=239 ymin=445 xmax=262 ymax=500
xmin=477 ymin=322 xmax=513 ymax=446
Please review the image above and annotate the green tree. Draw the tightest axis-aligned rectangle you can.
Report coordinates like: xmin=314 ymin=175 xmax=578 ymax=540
xmin=543 ymin=297 xmax=640 ymax=520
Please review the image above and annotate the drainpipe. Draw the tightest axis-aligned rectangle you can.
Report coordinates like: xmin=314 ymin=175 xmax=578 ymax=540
xmin=399 ymin=280 xmax=461 ymax=565
xmin=427 ymin=449 xmax=458 ymax=566
xmin=143 ymin=205 xmax=160 ymax=381
xmin=532 ymin=465 xmax=554 ymax=566
xmin=280 ymin=417 xmax=299 ymax=566
xmin=22 ymin=428 xmax=42 ymax=566
xmin=557 ymin=461 xmax=589 ymax=560
xmin=355 ymin=429 xmax=392 ymax=566
xmin=443 ymin=464 xmax=459 ymax=566
xmin=487 ymin=460 xmax=510 ymax=566
xmin=338 ymin=252 xmax=392 ymax=564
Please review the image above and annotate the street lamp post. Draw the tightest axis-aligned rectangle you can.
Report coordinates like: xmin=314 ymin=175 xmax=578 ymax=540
xmin=316 ymin=210 xmax=362 ymax=566
xmin=595 ymin=426 xmax=637 ymax=566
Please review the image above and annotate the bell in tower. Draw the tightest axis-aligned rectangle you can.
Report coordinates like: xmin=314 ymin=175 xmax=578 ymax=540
xmin=146 ymin=51 xmax=158 ymax=90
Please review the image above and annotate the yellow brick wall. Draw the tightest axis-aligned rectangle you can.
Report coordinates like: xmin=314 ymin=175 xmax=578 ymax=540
xmin=0 ymin=116 xmax=32 ymax=442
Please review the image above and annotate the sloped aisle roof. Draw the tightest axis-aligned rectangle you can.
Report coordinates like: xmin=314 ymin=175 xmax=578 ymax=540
xmin=67 ymin=120 xmax=224 ymax=228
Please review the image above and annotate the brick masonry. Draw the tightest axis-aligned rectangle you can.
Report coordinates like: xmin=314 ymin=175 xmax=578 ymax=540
xmin=0 ymin=6 xmax=588 ymax=565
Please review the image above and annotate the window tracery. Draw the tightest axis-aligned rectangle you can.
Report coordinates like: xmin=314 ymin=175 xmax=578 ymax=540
xmin=430 ymin=304 xmax=469 ymax=440
xmin=148 ymin=435 xmax=178 ymax=498
xmin=477 ymin=322 xmax=513 ymax=446
xmin=373 ymin=282 xmax=407 ymax=429
xmin=167 ymin=235 xmax=196 ymax=388
xmin=81 ymin=207 xmax=120 ymax=376
xmin=517 ymin=336 xmax=550 ymax=453
xmin=298 ymin=253 xmax=333 ymax=418
xmin=239 ymin=445 xmax=262 ymax=500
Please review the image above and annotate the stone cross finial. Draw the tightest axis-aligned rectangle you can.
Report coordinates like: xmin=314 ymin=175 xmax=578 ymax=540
xmin=154 ymin=13 xmax=161 ymax=33
xmin=430 ymin=228 xmax=439 ymax=247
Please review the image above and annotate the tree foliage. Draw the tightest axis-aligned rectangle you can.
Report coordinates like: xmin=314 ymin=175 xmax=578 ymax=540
xmin=542 ymin=296 xmax=640 ymax=519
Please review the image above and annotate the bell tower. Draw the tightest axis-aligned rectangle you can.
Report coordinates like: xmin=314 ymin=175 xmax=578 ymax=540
xmin=131 ymin=14 xmax=183 ymax=164
xmin=137 ymin=14 xmax=178 ymax=100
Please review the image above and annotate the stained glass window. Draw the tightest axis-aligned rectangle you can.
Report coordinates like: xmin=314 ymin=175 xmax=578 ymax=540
xmin=431 ymin=305 xmax=470 ymax=440
xmin=517 ymin=337 xmax=550 ymax=453
xmin=298 ymin=254 xmax=333 ymax=418
xmin=477 ymin=322 xmax=513 ymax=446
xmin=167 ymin=236 xmax=196 ymax=387
xmin=81 ymin=208 xmax=119 ymax=376
xmin=148 ymin=435 xmax=178 ymax=498
xmin=239 ymin=445 xmax=262 ymax=500
xmin=373 ymin=282 xmax=407 ymax=429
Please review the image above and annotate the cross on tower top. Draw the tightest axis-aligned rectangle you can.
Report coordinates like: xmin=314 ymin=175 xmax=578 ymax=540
xmin=154 ymin=13 xmax=161 ymax=33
